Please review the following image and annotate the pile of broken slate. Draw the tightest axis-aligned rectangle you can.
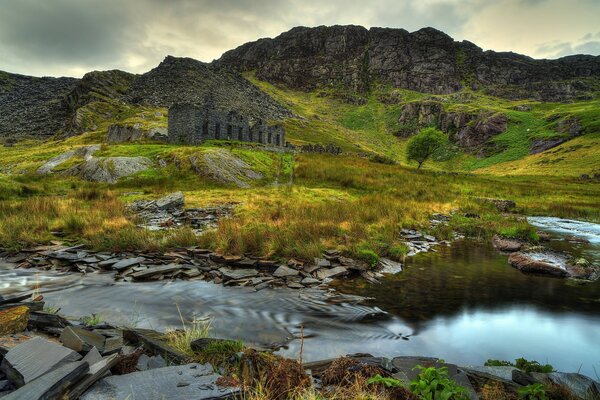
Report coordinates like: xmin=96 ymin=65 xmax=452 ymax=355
xmin=0 ymin=244 xmax=404 ymax=291
xmin=0 ymin=192 xmax=455 ymax=291
xmin=126 ymin=191 xmax=234 ymax=234
xmin=0 ymin=292 xmax=240 ymax=399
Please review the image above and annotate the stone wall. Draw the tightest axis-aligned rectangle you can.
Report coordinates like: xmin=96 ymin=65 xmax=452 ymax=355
xmin=168 ymin=103 xmax=285 ymax=147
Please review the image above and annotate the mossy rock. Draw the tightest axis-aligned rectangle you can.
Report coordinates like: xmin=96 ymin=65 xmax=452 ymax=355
xmin=0 ymin=306 xmax=29 ymax=336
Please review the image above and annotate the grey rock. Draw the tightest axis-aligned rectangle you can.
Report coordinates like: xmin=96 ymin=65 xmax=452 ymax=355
xmin=301 ymin=277 xmax=321 ymax=285
xmin=378 ymin=258 xmax=403 ymax=274
xmin=463 ymin=365 xmax=519 ymax=382
xmin=156 ymin=191 xmax=185 ymax=210
xmin=107 ymin=124 xmax=143 ymax=143
xmin=546 ymin=372 xmax=600 ymax=400
xmin=37 ymin=145 xmax=100 ymax=175
xmin=218 ymin=267 xmax=258 ymax=281
xmin=60 ymin=326 xmax=106 ymax=353
xmin=316 ymin=266 xmax=348 ymax=280
xmin=314 ymin=258 xmax=331 ymax=268
xmin=111 ymin=257 xmax=145 ymax=271
xmin=66 ymin=156 xmax=152 ymax=183
xmin=130 ymin=264 xmax=182 ymax=280
xmin=0 ymin=337 xmax=82 ymax=387
xmin=80 ymin=363 xmax=240 ymax=400
xmin=273 ymin=265 xmax=300 ymax=278
xmin=3 ymin=361 xmax=88 ymax=400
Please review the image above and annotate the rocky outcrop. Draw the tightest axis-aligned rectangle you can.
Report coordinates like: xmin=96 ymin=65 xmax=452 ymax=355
xmin=529 ymin=117 xmax=583 ymax=154
xmin=65 ymin=157 xmax=153 ymax=183
xmin=107 ymin=124 xmax=143 ymax=143
xmin=508 ymin=250 xmax=599 ymax=280
xmin=397 ymin=100 xmax=508 ymax=151
xmin=188 ymin=148 xmax=263 ymax=188
xmin=36 ymin=145 xmax=100 ymax=174
xmin=126 ymin=56 xmax=292 ymax=122
xmin=218 ymin=25 xmax=600 ymax=101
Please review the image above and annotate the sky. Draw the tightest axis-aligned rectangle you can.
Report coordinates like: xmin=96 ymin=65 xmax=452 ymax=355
xmin=0 ymin=0 xmax=599 ymax=78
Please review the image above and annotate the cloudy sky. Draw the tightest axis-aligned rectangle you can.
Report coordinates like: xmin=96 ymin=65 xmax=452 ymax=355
xmin=1 ymin=0 xmax=599 ymax=77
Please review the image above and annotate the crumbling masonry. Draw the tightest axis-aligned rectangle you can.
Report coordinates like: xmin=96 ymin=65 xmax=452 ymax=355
xmin=168 ymin=103 xmax=285 ymax=146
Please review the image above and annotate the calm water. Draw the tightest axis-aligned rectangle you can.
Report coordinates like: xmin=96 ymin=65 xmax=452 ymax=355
xmin=1 ymin=218 xmax=599 ymax=376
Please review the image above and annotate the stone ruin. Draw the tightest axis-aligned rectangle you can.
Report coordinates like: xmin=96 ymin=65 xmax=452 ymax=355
xmin=168 ymin=103 xmax=285 ymax=147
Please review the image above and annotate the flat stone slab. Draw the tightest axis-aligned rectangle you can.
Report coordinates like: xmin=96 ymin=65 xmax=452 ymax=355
xmin=218 ymin=267 xmax=258 ymax=281
xmin=0 ymin=336 xmax=82 ymax=387
xmin=3 ymin=361 xmax=89 ymax=400
xmin=81 ymin=363 xmax=240 ymax=400
xmin=130 ymin=264 xmax=181 ymax=280
xmin=316 ymin=266 xmax=348 ymax=280
xmin=378 ymin=258 xmax=403 ymax=274
xmin=273 ymin=265 xmax=299 ymax=277
xmin=111 ymin=257 xmax=145 ymax=271
xmin=60 ymin=327 xmax=106 ymax=353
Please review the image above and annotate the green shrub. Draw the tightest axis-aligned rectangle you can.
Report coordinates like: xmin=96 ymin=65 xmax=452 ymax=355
xmin=409 ymin=364 xmax=470 ymax=400
xmin=518 ymin=383 xmax=548 ymax=400
xmin=485 ymin=358 xmax=554 ymax=374
xmin=355 ymin=243 xmax=380 ymax=267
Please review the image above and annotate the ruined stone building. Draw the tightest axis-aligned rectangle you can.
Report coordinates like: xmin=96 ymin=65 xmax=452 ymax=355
xmin=168 ymin=103 xmax=285 ymax=147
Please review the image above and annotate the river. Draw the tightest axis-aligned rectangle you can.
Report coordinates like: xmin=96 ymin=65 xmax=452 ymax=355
xmin=1 ymin=217 xmax=599 ymax=376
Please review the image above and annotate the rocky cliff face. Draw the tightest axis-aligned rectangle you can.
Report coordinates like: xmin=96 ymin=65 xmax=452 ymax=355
xmin=218 ymin=25 xmax=600 ymax=101
xmin=126 ymin=56 xmax=292 ymax=121
xmin=397 ymin=100 xmax=508 ymax=153
xmin=0 ymin=72 xmax=77 ymax=137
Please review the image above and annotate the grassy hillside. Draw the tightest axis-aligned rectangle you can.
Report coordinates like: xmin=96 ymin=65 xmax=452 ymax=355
xmin=247 ymin=72 xmax=600 ymax=176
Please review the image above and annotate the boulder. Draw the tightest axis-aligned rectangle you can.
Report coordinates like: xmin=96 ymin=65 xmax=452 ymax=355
xmin=36 ymin=145 xmax=100 ymax=175
xmin=0 ymin=306 xmax=29 ymax=336
xmin=66 ymin=156 xmax=152 ymax=183
xmin=508 ymin=252 xmax=569 ymax=277
xmin=492 ymin=235 xmax=525 ymax=252
xmin=107 ymin=124 xmax=143 ymax=143
xmin=156 ymin=191 xmax=184 ymax=210
xmin=148 ymin=127 xmax=168 ymax=141
xmin=545 ymin=372 xmax=600 ymax=400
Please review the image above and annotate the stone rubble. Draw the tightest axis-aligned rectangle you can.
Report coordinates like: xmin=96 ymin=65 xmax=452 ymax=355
xmin=127 ymin=191 xmax=234 ymax=234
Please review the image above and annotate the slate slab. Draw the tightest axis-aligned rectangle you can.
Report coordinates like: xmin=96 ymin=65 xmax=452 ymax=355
xmin=130 ymin=264 xmax=181 ymax=280
xmin=111 ymin=257 xmax=145 ymax=271
xmin=273 ymin=265 xmax=299 ymax=277
xmin=81 ymin=363 xmax=240 ymax=400
xmin=0 ymin=336 xmax=82 ymax=387
xmin=3 ymin=361 xmax=88 ymax=400
xmin=67 ymin=353 xmax=121 ymax=400
xmin=316 ymin=266 xmax=348 ymax=280
xmin=218 ymin=267 xmax=258 ymax=281
xmin=60 ymin=327 xmax=106 ymax=353
xmin=122 ymin=328 xmax=189 ymax=365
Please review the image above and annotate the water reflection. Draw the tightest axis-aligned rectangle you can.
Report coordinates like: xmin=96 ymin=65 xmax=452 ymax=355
xmin=1 ymin=219 xmax=599 ymax=377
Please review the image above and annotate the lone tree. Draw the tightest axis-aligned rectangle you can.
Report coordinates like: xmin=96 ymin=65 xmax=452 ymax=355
xmin=406 ymin=127 xmax=447 ymax=169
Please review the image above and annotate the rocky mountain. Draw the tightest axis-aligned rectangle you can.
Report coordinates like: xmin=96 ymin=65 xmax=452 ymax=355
xmin=218 ymin=25 xmax=600 ymax=101
xmin=0 ymin=56 xmax=292 ymax=138
xmin=1 ymin=24 xmax=599 ymax=141
xmin=126 ymin=56 xmax=292 ymax=121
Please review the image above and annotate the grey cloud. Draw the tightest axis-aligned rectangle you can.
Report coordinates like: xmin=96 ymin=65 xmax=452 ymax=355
xmin=0 ymin=0 xmax=598 ymax=77
xmin=536 ymin=32 xmax=600 ymax=58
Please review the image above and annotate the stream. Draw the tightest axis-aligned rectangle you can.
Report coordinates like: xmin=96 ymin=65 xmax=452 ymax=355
xmin=1 ymin=217 xmax=599 ymax=376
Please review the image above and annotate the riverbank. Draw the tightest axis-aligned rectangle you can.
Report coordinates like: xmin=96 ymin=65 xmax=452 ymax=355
xmin=1 ymin=292 xmax=598 ymax=399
